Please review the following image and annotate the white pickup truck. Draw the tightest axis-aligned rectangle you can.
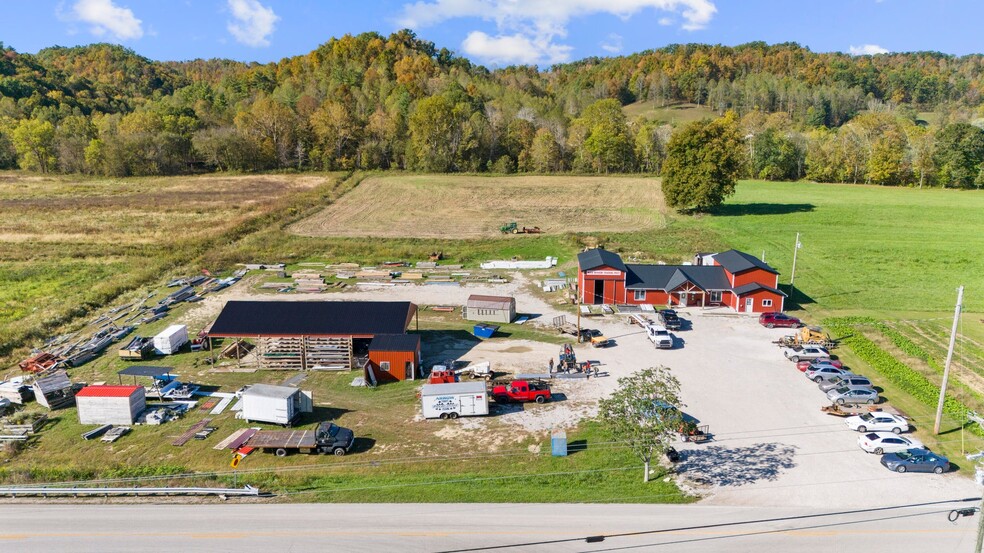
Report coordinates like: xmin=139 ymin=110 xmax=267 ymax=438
xmin=646 ymin=324 xmax=674 ymax=349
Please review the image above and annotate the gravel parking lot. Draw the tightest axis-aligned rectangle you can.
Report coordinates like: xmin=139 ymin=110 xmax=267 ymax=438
xmin=187 ymin=271 xmax=979 ymax=509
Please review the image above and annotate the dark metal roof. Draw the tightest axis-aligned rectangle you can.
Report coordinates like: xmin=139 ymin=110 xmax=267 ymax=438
xmin=577 ymin=249 xmax=627 ymax=272
xmin=369 ymin=334 xmax=421 ymax=352
xmin=733 ymin=282 xmax=788 ymax=296
xmin=625 ymin=265 xmax=731 ymax=291
xmin=117 ymin=366 xmax=175 ymax=377
xmin=209 ymin=301 xmax=416 ymax=337
xmin=712 ymin=250 xmax=779 ymax=275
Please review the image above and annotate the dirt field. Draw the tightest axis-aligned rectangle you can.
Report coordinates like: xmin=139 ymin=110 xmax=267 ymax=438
xmin=288 ymin=174 xmax=667 ymax=238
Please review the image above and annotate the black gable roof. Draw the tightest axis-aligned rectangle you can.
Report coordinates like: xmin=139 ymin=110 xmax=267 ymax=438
xmin=577 ymin=249 xmax=627 ymax=272
xmin=713 ymin=250 xmax=779 ymax=275
xmin=210 ymin=301 xmax=415 ymax=337
xmin=369 ymin=334 xmax=421 ymax=352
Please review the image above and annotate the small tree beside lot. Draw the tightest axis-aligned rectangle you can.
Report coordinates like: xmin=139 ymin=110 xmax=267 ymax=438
xmin=599 ymin=366 xmax=683 ymax=483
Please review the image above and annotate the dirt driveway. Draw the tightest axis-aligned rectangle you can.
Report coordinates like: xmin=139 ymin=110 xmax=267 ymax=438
xmin=183 ymin=273 xmax=978 ymax=509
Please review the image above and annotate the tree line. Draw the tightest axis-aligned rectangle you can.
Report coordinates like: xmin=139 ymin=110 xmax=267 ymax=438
xmin=2 ymin=34 xmax=984 ymax=187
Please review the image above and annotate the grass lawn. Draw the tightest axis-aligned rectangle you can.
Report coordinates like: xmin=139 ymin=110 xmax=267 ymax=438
xmin=701 ymin=180 xmax=984 ymax=314
xmin=622 ymin=101 xmax=718 ymax=126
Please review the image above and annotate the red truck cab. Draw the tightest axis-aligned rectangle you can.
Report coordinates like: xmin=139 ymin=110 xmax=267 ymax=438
xmin=491 ymin=380 xmax=552 ymax=404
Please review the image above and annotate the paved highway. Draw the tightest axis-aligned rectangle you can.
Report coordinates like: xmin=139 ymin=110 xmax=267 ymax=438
xmin=0 ymin=501 xmax=978 ymax=552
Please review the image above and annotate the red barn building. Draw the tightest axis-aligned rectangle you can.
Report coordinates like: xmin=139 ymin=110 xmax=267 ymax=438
xmin=577 ymin=249 xmax=786 ymax=313
xmin=366 ymin=334 xmax=422 ymax=384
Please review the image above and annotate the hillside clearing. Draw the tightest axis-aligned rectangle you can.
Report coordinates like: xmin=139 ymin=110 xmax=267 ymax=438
xmin=289 ymin=175 xmax=667 ymax=238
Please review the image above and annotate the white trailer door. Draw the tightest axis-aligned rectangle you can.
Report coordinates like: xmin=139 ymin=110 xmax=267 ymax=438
xmin=459 ymin=394 xmax=475 ymax=415
xmin=300 ymin=391 xmax=313 ymax=413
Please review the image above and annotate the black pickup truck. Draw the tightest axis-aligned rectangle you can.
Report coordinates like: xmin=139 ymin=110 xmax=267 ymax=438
xmin=658 ymin=309 xmax=682 ymax=330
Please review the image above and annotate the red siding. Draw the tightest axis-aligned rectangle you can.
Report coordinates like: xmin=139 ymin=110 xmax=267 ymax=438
xmin=735 ymin=289 xmax=784 ymax=313
xmin=624 ymin=290 xmax=670 ymax=305
xmin=732 ymin=268 xmax=779 ymax=289
xmin=368 ymin=350 xmax=418 ymax=383
xmin=579 ymin=265 xmax=626 ymax=304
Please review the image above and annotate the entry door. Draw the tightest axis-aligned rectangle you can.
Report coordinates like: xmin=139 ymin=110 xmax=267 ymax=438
xmin=405 ymin=361 xmax=413 ymax=380
xmin=744 ymin=298 xmax=754 ymax=312
xmin=593 ymin=280 xmax=605 ymax=304
xmin=678 ymin=292 xmax=688 ymax=307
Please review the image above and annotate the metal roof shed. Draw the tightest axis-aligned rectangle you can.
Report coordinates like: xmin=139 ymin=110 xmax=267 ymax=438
xmin=464 ymin=295 xmax=516 ymax=324
xmin=76 ymin=385 xmax=146 ymax=425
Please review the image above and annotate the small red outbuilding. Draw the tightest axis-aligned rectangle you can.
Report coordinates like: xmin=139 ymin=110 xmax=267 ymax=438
xmin=366 ymin=334 xmax=421 ymax=384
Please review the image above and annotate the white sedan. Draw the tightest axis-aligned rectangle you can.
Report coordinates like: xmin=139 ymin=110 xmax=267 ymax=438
xmin=858 ymin=432 xmax=923 ymax=454
xmin=845 ymin=412 xmax=911 ymax=434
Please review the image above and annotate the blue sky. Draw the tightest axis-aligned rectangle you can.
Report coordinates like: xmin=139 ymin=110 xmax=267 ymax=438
xmin=0 ymin=0 xmax=980 ymax=66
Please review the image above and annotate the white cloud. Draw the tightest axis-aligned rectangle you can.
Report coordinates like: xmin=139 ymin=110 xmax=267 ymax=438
xmin=71 ymin=0 xmax=143 ymax=40
xmin=849 ymin=44 xmax=889 ymax=55
xmin=658 ymin=17 xmax=674 ymax=25
xmin=227 ymin=0 xmax=279 ymax=47
xmin=399 ymin=0 xmax=717 ymax=65
xmin=600 ymin=33 xmax=623 ymax=54
xmin=463 ymin=31 xmax=572 ymax=65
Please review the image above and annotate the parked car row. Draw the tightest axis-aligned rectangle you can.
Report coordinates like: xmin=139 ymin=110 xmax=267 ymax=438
xmin=779 ymin=336 xmax=950 ymax=474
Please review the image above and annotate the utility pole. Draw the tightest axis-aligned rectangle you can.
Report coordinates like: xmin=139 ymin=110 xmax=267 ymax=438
xmin=788 ymin=233 xmax=801 ymax=302
xmin=934 ymin=286 xmax=964 ymax=435
xmin=976 ymin=491 xmax=984 ymax=553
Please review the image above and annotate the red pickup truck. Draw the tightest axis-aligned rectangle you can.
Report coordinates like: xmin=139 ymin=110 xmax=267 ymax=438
xmin=491 ymin=380 xmax=552 ymax=404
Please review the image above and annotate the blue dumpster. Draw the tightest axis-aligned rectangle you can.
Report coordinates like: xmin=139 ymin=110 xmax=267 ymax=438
xmin=473 ymin=324 xmax=499 ymax=339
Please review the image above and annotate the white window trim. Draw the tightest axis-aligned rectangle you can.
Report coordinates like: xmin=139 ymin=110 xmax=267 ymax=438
xmin=633 ymin=290 xmax=646 ymax=301
xmin=709 ymin=291 xmax=722 ymax=303
xmin=762 ymin=299 xmax=773 ymax=307
xmin=380 ymin=361 xmax=391 ymax=372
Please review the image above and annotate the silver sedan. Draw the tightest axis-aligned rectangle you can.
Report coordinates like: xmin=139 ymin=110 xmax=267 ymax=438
xmin=827 ymin=386 xmax=879 ymax=405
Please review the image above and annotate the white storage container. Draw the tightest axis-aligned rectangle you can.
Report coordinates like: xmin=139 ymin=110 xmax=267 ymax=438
xmin=153 ymin=325 xmax=189 ymax=355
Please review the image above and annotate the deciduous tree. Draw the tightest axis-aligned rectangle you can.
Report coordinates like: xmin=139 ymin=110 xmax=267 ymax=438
xmin=662 ymin=112 xmax=745 ymax=212
xmin=599 ymin=367 xmax=684 ymax=483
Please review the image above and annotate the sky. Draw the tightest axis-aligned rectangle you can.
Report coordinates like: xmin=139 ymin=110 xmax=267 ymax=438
xmin=0 ymin=0 xmax=981 ymax=67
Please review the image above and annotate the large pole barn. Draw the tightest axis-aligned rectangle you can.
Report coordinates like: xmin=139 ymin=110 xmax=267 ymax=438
xmin=207 ymin=301 xmax=418 ymax=371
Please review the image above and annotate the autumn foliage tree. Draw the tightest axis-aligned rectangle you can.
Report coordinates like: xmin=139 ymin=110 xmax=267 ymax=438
xmin=662 ymin=112 xmax=746 ymax=212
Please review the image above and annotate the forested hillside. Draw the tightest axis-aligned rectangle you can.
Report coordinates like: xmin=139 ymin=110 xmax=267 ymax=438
xmin=2 ymin=33 xmax=984 ymax=187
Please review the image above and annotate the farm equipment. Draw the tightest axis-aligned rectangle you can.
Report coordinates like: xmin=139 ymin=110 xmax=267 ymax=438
xmin=428 ymin=361 xmax=494 ymax=384
xmin=774 ymin=326 xmax=837 ymax=349
xmin=499 ymin=222 xmax=541 ymax=234
xmin=558 ymin=344 xmax=578 ymax=372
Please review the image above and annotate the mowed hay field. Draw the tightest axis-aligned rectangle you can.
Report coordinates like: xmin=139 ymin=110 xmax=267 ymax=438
xmin=0 ymin=172 xmax=341 ymax=357
xmin=289 ymin=174 xmax=667 ymax=238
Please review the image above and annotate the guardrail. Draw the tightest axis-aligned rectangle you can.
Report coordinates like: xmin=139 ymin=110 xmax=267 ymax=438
xmin=0 ymin=485 xmax=260 ymax=497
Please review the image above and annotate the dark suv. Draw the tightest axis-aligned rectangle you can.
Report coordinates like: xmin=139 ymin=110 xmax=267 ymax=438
xmin=759 ymin=312 xmax=802 ymax=328
xmin=658 ymin=309 xmax=682 ymax=330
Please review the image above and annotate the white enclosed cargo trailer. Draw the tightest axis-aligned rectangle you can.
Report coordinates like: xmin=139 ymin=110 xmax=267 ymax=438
xmin=153 ymin=325 xmax=189 ymax=355
xmin=421 ymin=381 xmax=489 ymax=419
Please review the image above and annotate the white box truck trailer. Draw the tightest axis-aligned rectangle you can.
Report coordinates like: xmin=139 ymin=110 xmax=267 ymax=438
xmin=239 ymin=384 xmax=313 ymax=426
xmin=153 ymin=324 xmax=189 ymax=355
xmin=421 ymin=381 xmax=489 ymax=420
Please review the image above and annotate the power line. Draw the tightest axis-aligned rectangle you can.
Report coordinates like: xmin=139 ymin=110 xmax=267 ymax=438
xmin=434 ymin=499 xmax=979 ymax=552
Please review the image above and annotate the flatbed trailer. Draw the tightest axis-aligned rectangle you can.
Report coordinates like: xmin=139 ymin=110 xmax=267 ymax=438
xmin=244 ymin=421 xmax=355 ymax=457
